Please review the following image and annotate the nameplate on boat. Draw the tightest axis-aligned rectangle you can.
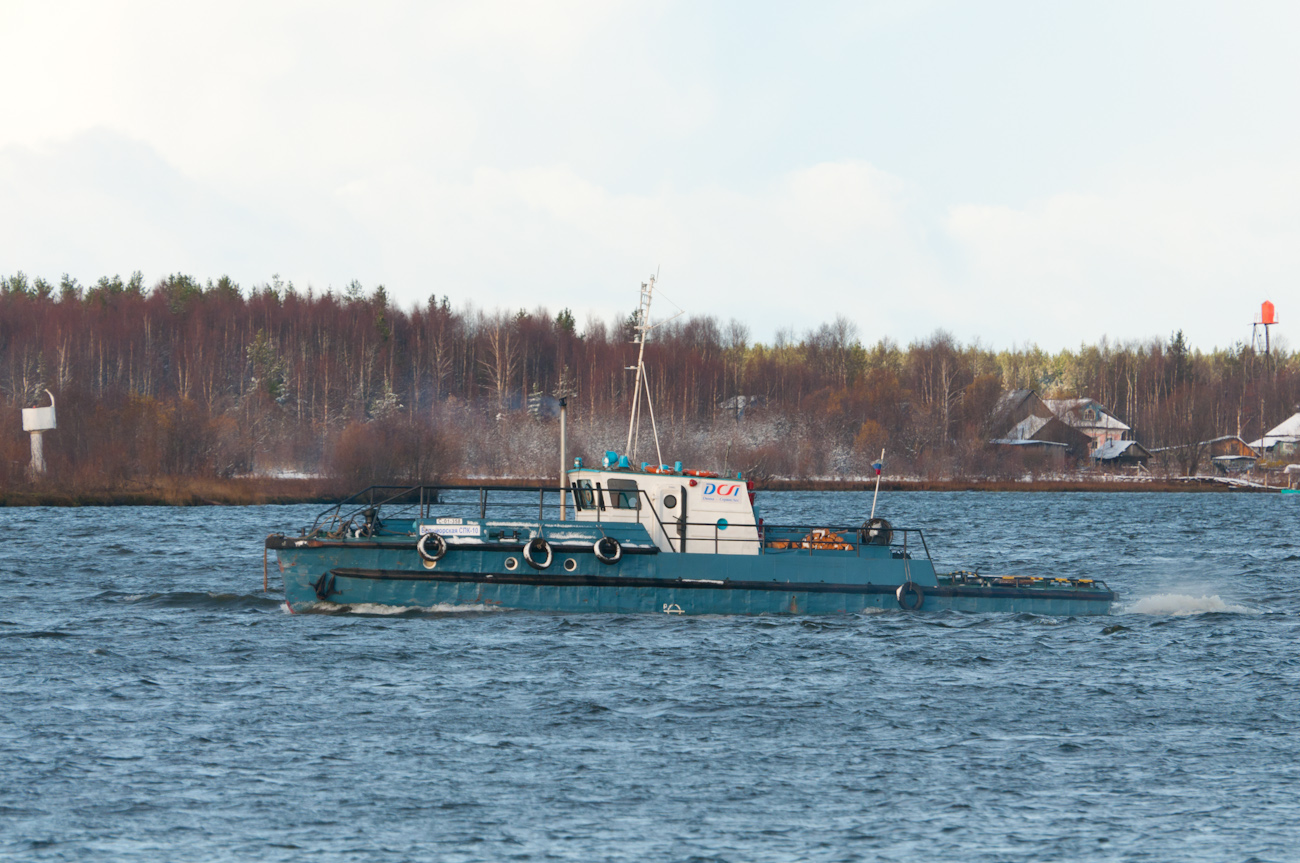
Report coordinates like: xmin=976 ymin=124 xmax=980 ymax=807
xmin=420 ymin=522 xmax=481 ymax=537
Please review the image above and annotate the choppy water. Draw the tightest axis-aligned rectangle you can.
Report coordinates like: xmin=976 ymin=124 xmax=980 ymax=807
xmin=3 ymin=491 xmax=1299 ymax=862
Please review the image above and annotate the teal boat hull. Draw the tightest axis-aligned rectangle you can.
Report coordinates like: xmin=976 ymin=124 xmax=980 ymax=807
xmin=267 ymin=517 xmax=1115 ymax=616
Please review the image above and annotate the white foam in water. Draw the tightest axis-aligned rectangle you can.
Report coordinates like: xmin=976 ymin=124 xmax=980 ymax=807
xmin=343 ymin=602 xmax=429 ymax=615
xmin=1124 ymin=593 xmax=1258 ymax=616
xmin=351 ymin=602 xmax=507 ymax=614
xmin=282 ymin=600 xmax=505 ymax=615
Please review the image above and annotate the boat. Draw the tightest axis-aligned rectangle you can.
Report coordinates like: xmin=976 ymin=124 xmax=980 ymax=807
xmin=265 ymin=277 xmax=1115 ymax=616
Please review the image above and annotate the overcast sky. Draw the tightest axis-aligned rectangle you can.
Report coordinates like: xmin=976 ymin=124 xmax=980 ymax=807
xmin=1 ymin=1 xmax=1296 ymax=350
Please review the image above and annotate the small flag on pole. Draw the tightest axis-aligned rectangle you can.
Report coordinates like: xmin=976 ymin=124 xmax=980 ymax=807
xmin=871 ymin=460 xmax=883 ymax=476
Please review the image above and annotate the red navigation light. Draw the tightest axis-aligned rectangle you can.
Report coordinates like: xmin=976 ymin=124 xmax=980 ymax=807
xmin=689 ymin=479 xmax=698 ymax=487
xmin=1262 ymin=301 xmax=1276 ymax=325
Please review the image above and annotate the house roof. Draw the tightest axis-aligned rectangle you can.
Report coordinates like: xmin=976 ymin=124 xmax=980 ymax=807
xmin=989 ymin=438 xmax=1069 ymax=448
xmin=1266 ymin=412 xmax=1300 ymax=436
xmin=1205 ymin=435 xmax=1251 ymax=445
xmin=1002 ymin=415 xmax=1052 ymax=441
xmin=1250 ymin=413 xmax=1300 ymax=447
xmin=1150 ymin=436 xmax=1258 ymax=454
xmin=993 ymin=389 xmax=1036 ymax=414
xmin=1092 ymin=439 xmax=1150 ymax=461
xmin=1249 ymin=434 xmax=1300 ymax=449
xmin=1044 ymin=398 xmax=1132 ymax=432
xmin=1253 ymin=412 xmax=1300 ymax=448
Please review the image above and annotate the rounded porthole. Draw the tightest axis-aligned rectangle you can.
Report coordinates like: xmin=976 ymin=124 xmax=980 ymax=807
xmin=564 ymin=558 xmax=577 ymax=572
xmin=505 ymin=556 xmax=519 ymax=571
xmin=663 ymin=494 xmax=677 ymax=509
xmin=422 ymin=557 xmax=437 ymax=570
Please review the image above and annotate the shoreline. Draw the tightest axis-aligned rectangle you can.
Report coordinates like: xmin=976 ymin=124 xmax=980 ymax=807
xmin=0 ymin=474 xmax=1283 ymax=506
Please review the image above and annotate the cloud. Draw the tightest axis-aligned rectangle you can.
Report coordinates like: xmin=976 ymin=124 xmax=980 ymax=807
xmin=323 ymin=156 xmax=940 ymax=336
xmin=6 ymin=125 xmax=1298 ymax=354
xmin=0 ymin=130 xmax=380 ymax=287
xmin=946 ymin=163 xmax=1300 ymax=347
xmin=3 ymin=3 xmax=1300 ymax=350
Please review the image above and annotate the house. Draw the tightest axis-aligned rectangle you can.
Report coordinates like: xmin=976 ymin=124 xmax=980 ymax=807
xmin=991 ymin=389 xmax=1050 ymax=428
xmin=1091 ymin=439 xmax=1151 ymax=468
xmin=986 ymin=438 xmax=1070 ymax=469
xmin=1248 ymin=412 xmax=1300 ymax=457
xmin=989 ymin=390 xmax=1092 ymax=457
xmin=1206 ymin=436 xmax=1259 ymax=474
xmin=1206 ymin=435 xmax=1257 ymax=459
xmin=1150 ymin=435 xmax=1259 ymax=474
xmin=1043 ymin=398 xmax=1132 ymax=454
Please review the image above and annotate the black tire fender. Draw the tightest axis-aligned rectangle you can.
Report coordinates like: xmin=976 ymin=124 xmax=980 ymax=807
xmin=523 ymin=537 xmax=553 ymax=570
xmin=417 ymin=532 xmax=448 ymax=562
xmin=594 ymin=536 xmax=622 ymax=564
xmin=896 ymin=582 xmax=924 ymax=611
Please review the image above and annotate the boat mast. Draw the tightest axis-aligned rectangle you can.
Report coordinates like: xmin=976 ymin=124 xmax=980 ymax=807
xmin=625 ymin=277 xmax=655 ymax=459
xmin=624 ymin=274 xmax=681 ymax=465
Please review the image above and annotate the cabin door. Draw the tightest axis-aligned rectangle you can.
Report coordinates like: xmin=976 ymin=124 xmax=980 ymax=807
xmin=657 ymin=486 xmax=685 ymax=552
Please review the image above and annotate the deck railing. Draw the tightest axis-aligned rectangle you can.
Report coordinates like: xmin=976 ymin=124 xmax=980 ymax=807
xmin=302 ymin=482 xmax=932 ymax=563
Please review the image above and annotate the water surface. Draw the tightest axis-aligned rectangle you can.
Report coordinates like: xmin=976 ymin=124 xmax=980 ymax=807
xmin=2 ymin=492 xmax=1297 ymax=861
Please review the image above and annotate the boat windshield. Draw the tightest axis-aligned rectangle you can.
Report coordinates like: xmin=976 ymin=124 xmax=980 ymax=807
xmin=606 ymin=479 xmax=640 ymax=509
xmin=575 ymin=480 xmax=596 ymax=508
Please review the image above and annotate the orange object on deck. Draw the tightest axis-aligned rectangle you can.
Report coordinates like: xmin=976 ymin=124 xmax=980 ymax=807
xmin=1262 ymin=301 xmax=1276 ymax=325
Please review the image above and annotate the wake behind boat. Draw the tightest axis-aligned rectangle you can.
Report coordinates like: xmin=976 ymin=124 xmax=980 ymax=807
xmin=265 ymin=276 xmax=1115 ymax=616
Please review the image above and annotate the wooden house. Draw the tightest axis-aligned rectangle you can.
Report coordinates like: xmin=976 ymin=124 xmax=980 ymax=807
xmin=1091 ymin=439 xmax=1151 ymax=468
xmin=1043 ymin=398 xmax=1132 ymax=454
xmin=1249 ymin=412 xmax=1300 ymax=457
xmin=989 ymin=390 xmax=1092 ymax=458
xmin=1206 ymin=436 xmax=1259 ymax=473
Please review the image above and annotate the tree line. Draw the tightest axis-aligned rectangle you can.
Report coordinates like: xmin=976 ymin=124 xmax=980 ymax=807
xmin=1 ymin=270 xmax=1296 ymax=487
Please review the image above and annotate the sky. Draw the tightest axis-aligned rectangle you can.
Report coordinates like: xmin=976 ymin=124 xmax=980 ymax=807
xmin=1 ymin=0 xmax=1297 ymax=351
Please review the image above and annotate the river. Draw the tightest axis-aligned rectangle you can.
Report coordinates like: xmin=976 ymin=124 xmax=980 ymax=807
xmin=2 ymin=491 xmax=1297 ymax=861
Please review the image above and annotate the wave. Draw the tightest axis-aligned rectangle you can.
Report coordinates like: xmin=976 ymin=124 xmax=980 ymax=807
xmin=1123 ymin=593 xmax=1259 ymax=616
xmin=108 ymin=591 xmax=283 ymax=611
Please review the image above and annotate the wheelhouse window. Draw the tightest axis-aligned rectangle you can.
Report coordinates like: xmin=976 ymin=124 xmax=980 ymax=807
xmin=575 ymin=479 xmax=596 ymax=508
xmin=606 ymin=478 xmax=640 ymax=509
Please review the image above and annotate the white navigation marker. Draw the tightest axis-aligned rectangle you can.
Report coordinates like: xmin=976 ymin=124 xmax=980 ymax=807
xmin=21 ymin=389 xmax=56 ymax=477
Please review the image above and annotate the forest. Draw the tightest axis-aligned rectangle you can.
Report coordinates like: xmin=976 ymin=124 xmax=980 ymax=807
xmin=1 ymin=270 xmax=1296 ymax=492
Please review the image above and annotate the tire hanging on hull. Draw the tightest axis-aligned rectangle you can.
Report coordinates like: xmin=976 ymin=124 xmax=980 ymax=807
xmin=417 ymin=532 xmax=448 ymax=562
xmin=523 ymin=537 xmax=553 ymax=570
xmin=594 ymin=536 xmax=622 ymax=564
xmin=896 ymin=582 xmax=924 ymax=611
